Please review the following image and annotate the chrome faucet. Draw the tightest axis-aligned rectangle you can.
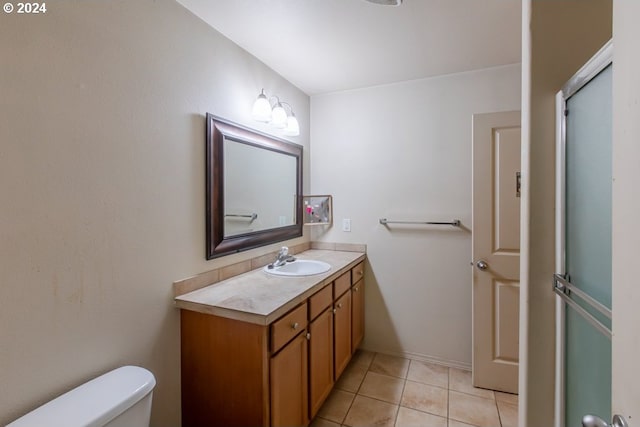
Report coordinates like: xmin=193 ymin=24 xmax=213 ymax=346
xmin=268 ymin=246 xmax=296 ymax=268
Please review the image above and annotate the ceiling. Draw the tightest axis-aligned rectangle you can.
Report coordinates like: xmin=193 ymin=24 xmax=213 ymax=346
xmin=177 ymin=0 xmax=522 ymax=95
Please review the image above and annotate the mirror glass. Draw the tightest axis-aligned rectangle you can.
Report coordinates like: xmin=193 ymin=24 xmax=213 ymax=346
xmin=224 ymin=139 xmax=297 ymax=236
xmin=206 ymin=114 xmax=303 ymax=259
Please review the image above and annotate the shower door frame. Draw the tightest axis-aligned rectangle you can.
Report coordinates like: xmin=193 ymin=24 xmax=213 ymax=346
xmin=553 ymin=39 xmax=613 ymax=427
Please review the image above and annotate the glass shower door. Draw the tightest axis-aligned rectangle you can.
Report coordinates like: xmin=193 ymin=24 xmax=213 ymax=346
xmin=555 ymin=44 xmax=612 ymax=427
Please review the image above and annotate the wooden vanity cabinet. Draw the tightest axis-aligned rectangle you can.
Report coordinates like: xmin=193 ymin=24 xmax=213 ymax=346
xmin=271 ymin=332 xmax=309 ymax=427
xmin=308 ymin=285 xmax=334 ymax=418
xmin=180 ymin=310 xmax=270 ymax=427
xmin=333 ymin=273 xmax=353 ymax=380
xmin=351 ymin=262 xmax=365 ymax=352
xmin=270 ymin=303 xmax=309 ymax=427
xmin=179 ymin=259 xmax=365 ymax=427
xmin=308 ymin=307 xmax=334 ymax=417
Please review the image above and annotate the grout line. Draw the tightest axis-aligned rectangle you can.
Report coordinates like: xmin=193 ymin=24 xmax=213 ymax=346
xmin=447 ymin=387 xmax=451 ymax=424
xmin=394 ymin=374 xmax=408 ymax=426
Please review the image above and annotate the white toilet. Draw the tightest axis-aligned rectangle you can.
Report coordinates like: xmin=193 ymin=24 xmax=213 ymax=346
xmin=7 ymin=366 xmax=156 ymax=427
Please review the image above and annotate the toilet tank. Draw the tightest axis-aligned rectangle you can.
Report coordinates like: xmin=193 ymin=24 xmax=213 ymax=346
xmin=7 ymin=366 xmax=156 ymax=427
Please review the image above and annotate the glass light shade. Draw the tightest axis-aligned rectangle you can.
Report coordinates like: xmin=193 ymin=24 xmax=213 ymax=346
xmin=252 ymin=91 xmax=272 ymax=122
xmin=283 ymin=115 xmax=300 ymax=136
xmin=270 ymin=103 xmax=288 ymax=129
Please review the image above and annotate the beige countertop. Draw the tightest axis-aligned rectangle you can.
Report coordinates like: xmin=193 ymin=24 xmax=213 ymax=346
xmin=174 ymin=249 xmax=365 ymax=325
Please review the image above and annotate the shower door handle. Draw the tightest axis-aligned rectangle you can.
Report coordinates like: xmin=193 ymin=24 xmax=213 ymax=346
xmin=583 ymin=414 xmax=630 ymax=427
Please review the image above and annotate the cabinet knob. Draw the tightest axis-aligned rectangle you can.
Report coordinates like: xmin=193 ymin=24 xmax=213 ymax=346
xmin=332 ymin=308 xmax=337 ymax=314
xmin=353 ymin=286 xmax=359 ymax=292
xmin=291 ymin=322 xmax=299 ymax=330
xmin=306 ymin=333 xmax=311 ymax=340
xmin=337 ymin=303 xmax=343 ymax=309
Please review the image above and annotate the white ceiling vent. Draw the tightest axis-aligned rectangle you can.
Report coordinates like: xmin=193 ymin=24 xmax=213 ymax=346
xmin=364 ymin=0 xmax=402 ymax=6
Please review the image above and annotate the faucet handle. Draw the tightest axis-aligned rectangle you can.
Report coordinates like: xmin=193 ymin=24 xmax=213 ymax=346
xmin=279 ymin=246 xmax=289 ymax=256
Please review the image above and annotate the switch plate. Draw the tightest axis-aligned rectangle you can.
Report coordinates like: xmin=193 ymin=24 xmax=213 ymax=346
xmin=342 ymin=218 xmax=351 ymax=232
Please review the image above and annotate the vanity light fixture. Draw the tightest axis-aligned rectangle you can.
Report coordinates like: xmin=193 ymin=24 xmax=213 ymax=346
xmin=270 ymin=101 xmax=288 ymax=129
xmin=251 ymin=89 xmax=272 ymax=122
xmin=283 ymin=111 xmax=300 ymax=137
xmin=251 ymin=89 xmax=300 ymax=136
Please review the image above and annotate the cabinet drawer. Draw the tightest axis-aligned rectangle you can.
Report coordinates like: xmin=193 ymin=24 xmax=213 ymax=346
xmin=351 ymin=262 xmax=364 ymax=285
xmin=309 ymin=284 xmax=332 ymax=320
xmin=334 ymin=271 xmax=351 ymax=298
xmin=271 ymin=303 xmax=308 ymax=353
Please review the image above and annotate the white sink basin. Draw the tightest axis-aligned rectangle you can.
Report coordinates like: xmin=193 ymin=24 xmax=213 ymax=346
xmin=264 ymin=259 xmax=331 ymax=277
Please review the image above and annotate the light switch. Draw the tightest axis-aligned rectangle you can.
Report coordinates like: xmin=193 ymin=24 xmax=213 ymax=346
xmin=342 ymin=218 xmax=351 ymax=232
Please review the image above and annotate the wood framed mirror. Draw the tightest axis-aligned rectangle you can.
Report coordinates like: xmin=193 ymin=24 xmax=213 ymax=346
xmin=206 ymin=114 xmax=303 ymax=259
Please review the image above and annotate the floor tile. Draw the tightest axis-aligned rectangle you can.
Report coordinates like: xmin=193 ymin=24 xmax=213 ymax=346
xmin=310 ymin=417 xmax=342 ymax=427
xmin=449 ymin=390 xmax=500 ymax=427
xmin=316 ymin=388 xmax=355 ymax=424
xmin=407 ymin=360 xmax=449 ymax=389
xmin=335 ymin=360 xmax=368 ymax=393
xmin=358 ymin=371 xmax=405 ymax=404
xmin=400 ymin=380 xmax=448 ymax=417
xmin=448 ymin=368 xmax=495 ymax=400
xmin=313 ymin=352 xmax=519 ymax=427
xmin=497 ymin=400 xmax=518 ymax=427
xmin=495 ymin=391 xmax=519 ymax=405
xmin=448 ymin=420 xmax=478 ymax=427
xmin=395 ymin=407 xmax=447 ymax=427
xmin=343 ymin=395 xmax=398 ymax=427
xmin=351 ymin=349 xmax=375 ymax=368
xmin=370 ymin=353 xmax=410 ymax=379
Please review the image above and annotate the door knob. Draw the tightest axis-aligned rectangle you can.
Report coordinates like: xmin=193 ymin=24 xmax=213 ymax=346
xmin=476 ymin=260 xmax=489 ymax=270
xmin=583 ymin=414 xmax=630 ymax=427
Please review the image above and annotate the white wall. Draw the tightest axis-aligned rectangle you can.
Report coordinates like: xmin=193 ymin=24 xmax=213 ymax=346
xmin=0 ymin=1 xmax=309 ymax=425
xmin=310 ymin=65 xmax=521 ymax=366
xmin=519 ymin=2 xmax=611 ymax=425
xmin=612 ymin=0 xmax=640 ymax=421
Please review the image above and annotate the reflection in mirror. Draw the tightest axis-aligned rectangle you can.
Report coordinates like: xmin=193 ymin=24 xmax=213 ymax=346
xmin=303 ymin=195 xmax=333 ymax=226
xmin=224 ymin=139 xmax=297 ymax=237
xmin=206 ymin=114 xmax=303 ymax=260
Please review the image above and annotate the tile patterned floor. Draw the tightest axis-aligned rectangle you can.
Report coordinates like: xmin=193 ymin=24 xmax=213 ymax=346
xmin=311 ymin=351 xmax=518 ymax=427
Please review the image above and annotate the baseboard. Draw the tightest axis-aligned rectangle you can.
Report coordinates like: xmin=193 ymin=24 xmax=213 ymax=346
xmin=359 ymin=345 xmax=472 ymax=371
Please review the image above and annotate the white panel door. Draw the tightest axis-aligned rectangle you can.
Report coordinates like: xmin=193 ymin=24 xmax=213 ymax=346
xmin=472 ymin=111 xmax=521 ymax=394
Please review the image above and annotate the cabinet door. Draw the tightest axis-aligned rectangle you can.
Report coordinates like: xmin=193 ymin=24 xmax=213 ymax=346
xmin=334 ymin=290 xmax=352 ymax=380
xmin=270 ymin=333 xmax=309 ymax=427
xmin=351 ymin=279 xmax=365 ymax=353
xmin=309 ymin=307 xmax=334 ymax=418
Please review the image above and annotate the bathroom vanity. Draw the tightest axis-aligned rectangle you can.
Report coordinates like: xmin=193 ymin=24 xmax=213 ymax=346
xmin=174 ymin=249 xmax=365 ymax=427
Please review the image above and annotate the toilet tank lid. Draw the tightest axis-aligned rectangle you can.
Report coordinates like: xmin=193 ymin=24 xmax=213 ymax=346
xmin=7 ymin=366 xmax=156 ymax=427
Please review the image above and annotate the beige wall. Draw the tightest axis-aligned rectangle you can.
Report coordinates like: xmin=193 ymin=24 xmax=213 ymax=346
xmin=612 ymin=0 xmax=640 ymax=421
xmin=310 ymin=64 xmax=521 ymax=367
xmin=520 ymin=1 xmax=612 ymax=425
xmin=0 ymin=1 xmax=309 ymax=425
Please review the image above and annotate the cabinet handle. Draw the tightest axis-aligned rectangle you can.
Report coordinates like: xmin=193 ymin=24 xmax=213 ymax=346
xmin=291 ymin=322 xmax=299 ymax=330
